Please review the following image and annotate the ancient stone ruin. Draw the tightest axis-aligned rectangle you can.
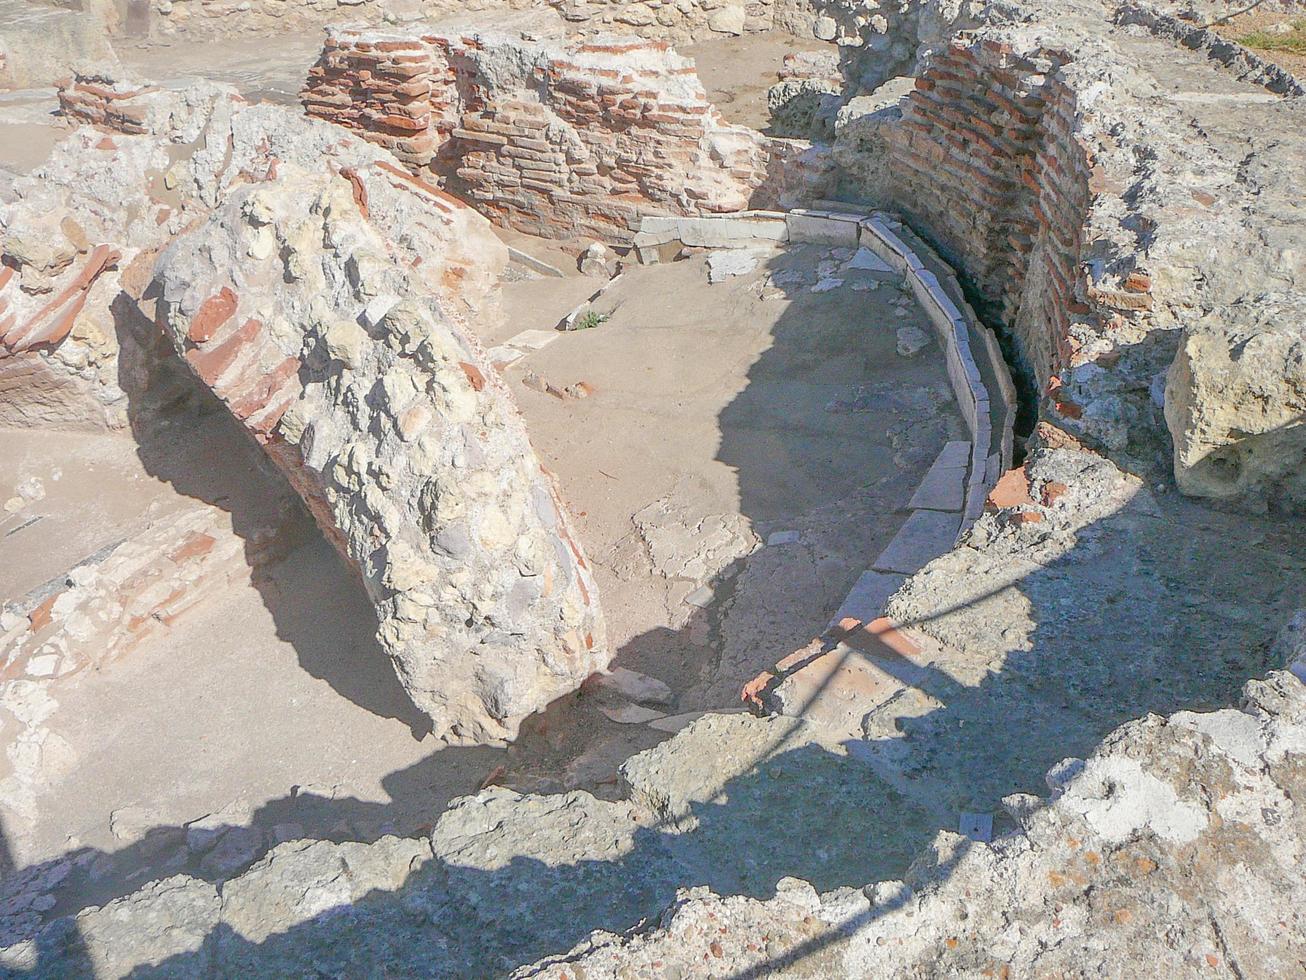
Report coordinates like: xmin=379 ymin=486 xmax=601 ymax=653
xmin=0 ymin=0 xmax=1303 ymax=976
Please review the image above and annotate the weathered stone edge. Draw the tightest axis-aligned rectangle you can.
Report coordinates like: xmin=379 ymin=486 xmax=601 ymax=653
xmin=1114 ymin=2 xmax=1306 ymax=97
xmin=631 ymin=208 xmax=1018 ymax=630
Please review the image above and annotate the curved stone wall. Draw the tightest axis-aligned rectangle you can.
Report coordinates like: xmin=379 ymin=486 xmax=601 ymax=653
xmin=833 ymin=5 xmax=1305 ymax=508
xmin=629 ymin=204 xmax=1017 ymax=656
xmin=837 ymin=37 xmax=1095 ymax=419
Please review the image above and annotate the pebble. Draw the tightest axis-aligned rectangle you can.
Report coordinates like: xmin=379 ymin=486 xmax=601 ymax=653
xmin=600 ymin=704 xmax=667 ymax=724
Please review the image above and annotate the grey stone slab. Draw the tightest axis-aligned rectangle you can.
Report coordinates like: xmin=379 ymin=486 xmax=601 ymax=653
xmin=872 ymin=510 xmax=962 ymax=575
xmin=858 ymin=225 xmax=906 ymax=273
xmin=505 ymin=245 xmax=565 ymax=278
xmin=936 ymin=440 xmax=972 ymax=469
xmin=679 ymin=216 xmax=788 ymax=247
xmin=843 ymin=247 xmax=894 ymax=274
xmin=959 ymin=812 xmax=993 ymax=842
xmin=908 ymin=451 xmax=968 ymax=512
xmin=786 ymin=212 xmax=859 ymax=246
xmin=829 ymin=569 xmax=906 ymax=627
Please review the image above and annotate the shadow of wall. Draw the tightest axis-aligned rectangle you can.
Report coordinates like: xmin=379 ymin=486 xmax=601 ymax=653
xmin=7 ymin=236 xmax=1302 ymax=975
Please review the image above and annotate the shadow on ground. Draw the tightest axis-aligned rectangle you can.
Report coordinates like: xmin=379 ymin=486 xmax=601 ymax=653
xmin=2 ymin=256 xmax=1302 ymax=977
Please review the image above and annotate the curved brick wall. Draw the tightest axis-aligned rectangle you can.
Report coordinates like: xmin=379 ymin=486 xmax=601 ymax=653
xmin=845 ymin=37 xmax=1099 ymax=420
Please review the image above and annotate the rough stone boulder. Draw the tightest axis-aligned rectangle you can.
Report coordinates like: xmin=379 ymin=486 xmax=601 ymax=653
xmin=152 ymin=161 xmax=608 ymax=742
xmin=1166 ymin=312 xmax=1306 ymax=507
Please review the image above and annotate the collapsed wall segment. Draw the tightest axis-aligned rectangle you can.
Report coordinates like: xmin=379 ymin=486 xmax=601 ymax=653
xmin=152 ymin=160 xmax=609 ymax=742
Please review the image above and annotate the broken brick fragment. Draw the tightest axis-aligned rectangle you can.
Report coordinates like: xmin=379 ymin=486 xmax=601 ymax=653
xmin=987 ymin=464 xmax=1034 ymax=509
xmin=187 ymin=287 xmax=238 ymax=343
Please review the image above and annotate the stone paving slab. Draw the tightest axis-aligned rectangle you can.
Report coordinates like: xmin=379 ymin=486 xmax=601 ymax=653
xmin=829 ymin=569 xmax=906 ymax=626
xmin=786 ymin=211 xmax=860 ymax=246
xmin=908 ymin=445 xmax=969 ymax=512
xmin=872 ymin=510 xmax=962 ymax=575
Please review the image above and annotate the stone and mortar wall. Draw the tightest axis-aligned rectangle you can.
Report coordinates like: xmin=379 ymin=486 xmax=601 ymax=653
xmin=776 ymin=0 xmax=981 ymax=93
xmin=1116 ymin=2 xmax=1305 ymax=95
xmin=303 ymin=28 xmax=834 ymax=241
xmin=0 ymin=75 xmax=209 ymax=431
xmin=152 ymin=159 xmax=609 ymax=743
xmin=5 ymin=75 xmax=611 ymax=742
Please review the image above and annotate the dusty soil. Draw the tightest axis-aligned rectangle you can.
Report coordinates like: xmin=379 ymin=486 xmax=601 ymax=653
xmin=0 ymin=91 xmax=64 ymax=175
xmin=487 ymin=244 xmax=963 ymax=784
xmin=683 ymin=33 xmax=835 ymax=131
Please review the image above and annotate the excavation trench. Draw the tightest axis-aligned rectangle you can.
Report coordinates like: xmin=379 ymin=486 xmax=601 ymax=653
xmin=5 ymin=9 xmax=1304 ymax=969
xmin=0 ymin=215 xmax=969 ymax=925
xmin=1 ymin=26 xmax=1006 ymax=924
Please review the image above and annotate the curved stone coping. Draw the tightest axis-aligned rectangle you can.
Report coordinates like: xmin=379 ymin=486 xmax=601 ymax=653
xmin=632 ymin=205 xmax=1019 ymax=578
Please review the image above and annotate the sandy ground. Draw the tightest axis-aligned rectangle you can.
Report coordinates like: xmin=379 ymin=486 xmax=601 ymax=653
xmin=0 ymin=91 xmax=65 ymax=175
xmin=0 ymin=236 xmax=961 ymax=921
xmin=0 ymin=430 xmax=186 ymax=602
xmin=683 ymin=33 xmax=834 ymax=131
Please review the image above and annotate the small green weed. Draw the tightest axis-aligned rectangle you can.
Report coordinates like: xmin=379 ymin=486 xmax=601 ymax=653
xmin=1240 ymin=20 xmax=1306 ymax=54
xmin=573 ymin=310 xmax=609 ymax=331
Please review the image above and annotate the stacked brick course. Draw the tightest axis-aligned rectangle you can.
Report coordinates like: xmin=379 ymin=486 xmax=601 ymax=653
xmin=301 ymin=34 xmax=448 ymax=171
xmin=56 ymin=74 xmax=162 ymax=134
xmin=1 ymin=500 xmax=305 ymax=690
xmin=873 ymin=37 xmax=1101 ymax=394
xmin=304 ymin=29 xmax=831 ymax=240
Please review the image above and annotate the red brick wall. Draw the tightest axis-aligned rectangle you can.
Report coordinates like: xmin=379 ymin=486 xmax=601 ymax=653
xmin=303 ymin=29 xmax=826 ymax=241
xmin=873 ymin=37 xmax=1118 ymax=410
